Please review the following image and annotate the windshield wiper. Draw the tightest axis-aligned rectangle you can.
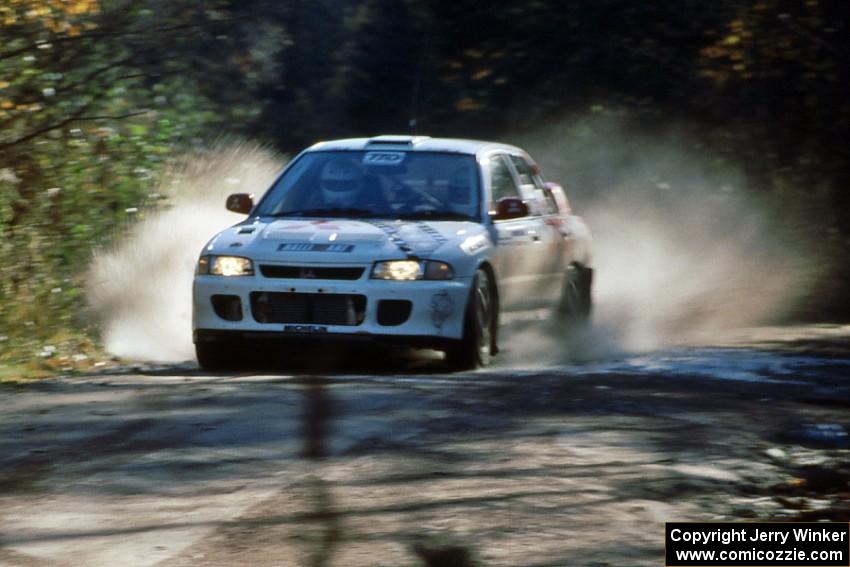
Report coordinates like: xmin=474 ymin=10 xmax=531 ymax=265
xmin=268 ymin=208 xmax=379 ymax=218
xmin=394 ymin=210 xmax=475 ymax=221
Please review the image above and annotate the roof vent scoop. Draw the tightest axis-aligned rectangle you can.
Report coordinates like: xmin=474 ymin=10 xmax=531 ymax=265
xmin=366 ymin=135 xmax=430 ymax=146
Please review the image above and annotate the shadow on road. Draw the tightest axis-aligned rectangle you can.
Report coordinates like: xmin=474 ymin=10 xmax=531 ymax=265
xmin=3 ymin=335 xmax=850 ymax=565
xmin=82 ymin=343 xmax=453 ymax=379
xmin=299 ymin=375 xmax=342 ymax=567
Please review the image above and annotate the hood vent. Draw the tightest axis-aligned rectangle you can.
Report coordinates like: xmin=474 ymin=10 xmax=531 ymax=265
xmin=366 ymin=135 xmax=430 ymax=146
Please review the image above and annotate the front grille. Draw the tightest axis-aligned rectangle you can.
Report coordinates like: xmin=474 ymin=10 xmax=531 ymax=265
xmin=259 ymin=265 xmax=365 ymax=280
xmin=251 ymin=292 xmax=366 ymax=326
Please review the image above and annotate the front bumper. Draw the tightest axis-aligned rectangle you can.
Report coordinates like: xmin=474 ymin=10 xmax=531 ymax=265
xmin=193 ymin=329 xmax=461 ymax=351
xmin=192 ymin=272 xmax=472 ymax=344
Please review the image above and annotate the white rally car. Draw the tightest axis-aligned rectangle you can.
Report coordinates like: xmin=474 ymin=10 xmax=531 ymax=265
xmin=193 ymin=135 xmax=592 ymax=370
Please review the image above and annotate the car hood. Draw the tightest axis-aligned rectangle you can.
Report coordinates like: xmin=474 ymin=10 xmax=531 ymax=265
xmin=202 ymin=218 xmax=489 ymax=264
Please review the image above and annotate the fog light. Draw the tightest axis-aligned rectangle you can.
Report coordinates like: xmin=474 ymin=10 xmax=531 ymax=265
xmin=211 ymin=295 xmax=243 ymax=321
xmin=377 ymin=300 xmax=412 ymax=326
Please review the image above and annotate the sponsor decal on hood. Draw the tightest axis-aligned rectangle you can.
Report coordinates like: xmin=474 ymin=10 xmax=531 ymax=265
xmin=261 ymin=219 xmax=460 ymax=257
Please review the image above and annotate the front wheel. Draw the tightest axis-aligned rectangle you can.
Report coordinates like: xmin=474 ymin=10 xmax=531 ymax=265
xmin=445 ymin=268 xmax=495 ymax=370
xmin=195 ymin=341 xmax=240 ymax=371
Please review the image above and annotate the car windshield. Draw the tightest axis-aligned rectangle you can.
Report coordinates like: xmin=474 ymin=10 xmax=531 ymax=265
xmin=255 ymin=151 xmax=482 ymax=221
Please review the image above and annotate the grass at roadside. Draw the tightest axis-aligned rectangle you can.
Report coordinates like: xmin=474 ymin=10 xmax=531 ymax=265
xmin=0 ymin=329 xmax=114 ymax=382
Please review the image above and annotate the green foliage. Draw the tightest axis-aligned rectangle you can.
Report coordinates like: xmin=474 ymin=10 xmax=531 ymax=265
xmin=0 ymin=0 xmax=244 ymax=363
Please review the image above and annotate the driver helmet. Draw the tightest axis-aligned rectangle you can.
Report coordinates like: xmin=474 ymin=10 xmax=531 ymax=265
xmin=320 ymin=157 xmax=364 ymax=206
xmin=447 ymin=166 xmax=475 ymax=216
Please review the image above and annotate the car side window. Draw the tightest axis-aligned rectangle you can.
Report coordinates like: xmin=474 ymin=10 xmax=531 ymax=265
xmin=510 ymin=155 xmax=557 ymax=215
xmin=509 ymin=155 xmax=537 ymax=187
xmin=489 ymin=155 xmax=521 ymax=204
xmin=540 ymin=185 xmax=560 ymax=214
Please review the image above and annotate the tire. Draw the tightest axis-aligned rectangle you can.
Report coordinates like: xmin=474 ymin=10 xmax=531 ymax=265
xmin=446 ymin=268 xmax=495 ymax=370
xmin=195 ymin=341 xmax=239 ymax=371
xmin=556 ymin=264 xmax=592 ymax=325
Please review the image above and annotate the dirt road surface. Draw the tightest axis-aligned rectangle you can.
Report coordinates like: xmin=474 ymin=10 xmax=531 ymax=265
xmin=2 ymin=325 xmax=849 ymax=567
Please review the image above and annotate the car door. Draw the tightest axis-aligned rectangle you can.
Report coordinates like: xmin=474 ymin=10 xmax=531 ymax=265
xmin=487 ymin=153 xmax=549 ymax=311
xmin=508 ymin=154 xmax=572 ymax=301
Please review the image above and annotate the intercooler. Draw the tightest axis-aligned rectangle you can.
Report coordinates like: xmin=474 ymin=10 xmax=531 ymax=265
xmin=250 ymin=292 xmax=367 ymax=326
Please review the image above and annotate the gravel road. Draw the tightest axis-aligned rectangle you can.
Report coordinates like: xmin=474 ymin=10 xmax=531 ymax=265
xmin=2 ymin=325 xmax=849 ymax=567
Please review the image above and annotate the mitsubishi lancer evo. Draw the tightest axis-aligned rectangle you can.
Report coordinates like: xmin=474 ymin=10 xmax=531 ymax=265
xmin=193 ymin=135 xmax=593 ymax=370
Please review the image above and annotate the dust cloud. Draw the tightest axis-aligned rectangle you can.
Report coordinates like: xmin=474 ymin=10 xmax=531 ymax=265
xmin=502 ymin=115 xmax=823 ymax=365
xmin=86 ymin=143 xmax=283 ymax=362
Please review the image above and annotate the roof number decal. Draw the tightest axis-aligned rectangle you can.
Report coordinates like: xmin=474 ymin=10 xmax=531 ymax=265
xmin=362 ymin=151 xmax=406 ymax=166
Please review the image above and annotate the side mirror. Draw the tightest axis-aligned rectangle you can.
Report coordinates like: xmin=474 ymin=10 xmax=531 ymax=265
xmin=492 ymin=197 xmax=529 ymax=221
xmin=226 ymin=193 xmax=254 ymax=214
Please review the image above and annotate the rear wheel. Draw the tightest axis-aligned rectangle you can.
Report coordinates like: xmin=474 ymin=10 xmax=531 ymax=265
xmin=446 ymin=269 xmax=495 ymax=370
xmin=557 ymin=264 xmax=592 ymax=325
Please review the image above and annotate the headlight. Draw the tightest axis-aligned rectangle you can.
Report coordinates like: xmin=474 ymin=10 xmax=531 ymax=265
xmin=197 ymin=255 xmax=254 ymax=277
xmin=371 ymin=260 xmax=454 ymax=281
